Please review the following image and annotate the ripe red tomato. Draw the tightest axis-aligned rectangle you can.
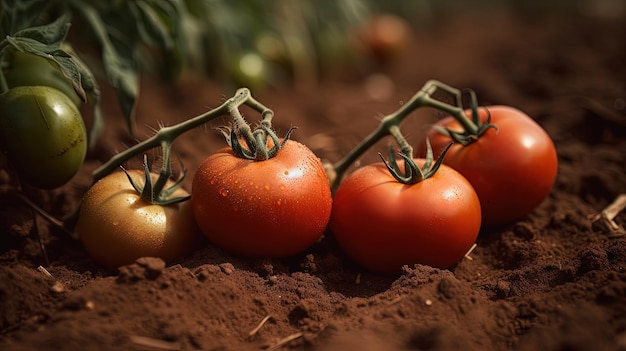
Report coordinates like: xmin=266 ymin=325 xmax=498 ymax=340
xmin=419 ymin=106 xmax=558 ymax=227
xmin=77 ymin=170 xmax=202 ymax=271
xmin=191 ymin=140 xmax=332 ymax=258
xmin=330 ymin=160 xmax=481 ymax=275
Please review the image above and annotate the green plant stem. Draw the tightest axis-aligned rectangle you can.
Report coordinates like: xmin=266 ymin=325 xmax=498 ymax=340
xmin=92 ymin=87 xmax=269 ymax=182
xmin=0 ymin=70 xmax=8 ymax=95
xmin=328 ymin=79 xmax=479 ymax=193
xmin=152 ymin=140 xmax=172 ymax=196
xmin=0 ymin=45 xmax=10 ymax=94
xmin=388 ymin=125 xmax=412 ymax=157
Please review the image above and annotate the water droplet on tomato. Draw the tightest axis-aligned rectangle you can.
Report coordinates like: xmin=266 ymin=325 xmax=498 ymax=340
xmin=219 ymin=188 xmax=229 ymax=197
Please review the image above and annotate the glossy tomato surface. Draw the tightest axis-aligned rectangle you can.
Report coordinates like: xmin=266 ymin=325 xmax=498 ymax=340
xmin=77 ymin=170 xmax=202 ymax=271
xmin=191 ymin=140 xmax=332 ymax=258
xmin=330 ymin=160 xmax=481 ymax=275
xmin=419 ymin=106 xmax=558 ymax=227
xmin=0 ymin=86 xmax=87 ymax=189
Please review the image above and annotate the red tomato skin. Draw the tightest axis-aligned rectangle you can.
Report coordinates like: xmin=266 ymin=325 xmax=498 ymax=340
xmin=330 ymin=160 xmax=481 ymax=275
xmin=419 ymin=106 xmax=558 ymax=227
xmin=191 ymin=140 xmax=332 ymax=258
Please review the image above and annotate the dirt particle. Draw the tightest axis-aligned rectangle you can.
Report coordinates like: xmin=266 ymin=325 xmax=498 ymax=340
xmin=512 ymin=222 xmax=538 ymax=240
xmin=117 ymin=257 xmax=166 ymax=283
xmin=219 ymin=263 xmax=235 ymax=275
xmin=578 ymin=246 xmax=610 ymax=273
xmin=495 ymin=280 xmax=512 ymax=299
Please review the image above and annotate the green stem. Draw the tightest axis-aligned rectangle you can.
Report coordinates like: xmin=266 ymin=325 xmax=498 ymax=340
xmin=152 ymin=140 xmax=172 ymax=196
xmin=418 ymin=80 xmax=479 ymax=134
xmin=92 ymin=87 xmax=254 ymax=182
xmin=0 ymin=69 xmax=8 ymax=95
xmin=0 ymin=44 xmax=11 ymax=94
xmin=328 ymin=79 xmax=479 ymax=193
xmin=388 ymin=125 xmax=412 ymax=158
xmin=253 ymin=129 xmax=269 ymax=160
xmin=227 ymin=88 xmax=284 ymax=161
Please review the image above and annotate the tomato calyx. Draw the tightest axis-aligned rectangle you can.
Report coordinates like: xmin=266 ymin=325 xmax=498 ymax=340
xmin=380 ymin=140 xmax=453 ymax=184
xmin=222 ymin=121 xmax=297 ymax=161
xmin=122 ymin=154 xmax=190 ymax=206
xmin=432 ymin=90 xmax=498 ymax=146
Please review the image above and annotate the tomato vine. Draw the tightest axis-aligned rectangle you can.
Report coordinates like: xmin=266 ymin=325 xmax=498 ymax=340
xmin=89 ymin=80 xmax=484 ymax=190
xmin=326 ymin=79 xmax=490 ymax=192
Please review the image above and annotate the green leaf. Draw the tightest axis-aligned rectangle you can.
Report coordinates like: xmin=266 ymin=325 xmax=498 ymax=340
xmin=132 ymin=0 xmax=180 ymax=49
xmin=0 ymin=0 xmax=48 ymax=36
xmin=75 ymin=3 xmax=138 ymax=133
xmin=63 ymin=43 xmax=103 ymax=148
xmin=12 ymin=12 xmax=71 ymax=46
xmin=2 ymin=13 xmax=89 ymax=102
xmin=4 ymin=35 xmax=87 ymax=102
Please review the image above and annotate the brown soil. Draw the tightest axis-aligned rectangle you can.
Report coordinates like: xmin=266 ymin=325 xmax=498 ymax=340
xmin=2 ymin=7 xmax=626 ymax=351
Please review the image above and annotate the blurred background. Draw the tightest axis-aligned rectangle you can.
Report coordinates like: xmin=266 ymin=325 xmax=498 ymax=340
xmin=66 ymin=0 xmax=625 ymax=93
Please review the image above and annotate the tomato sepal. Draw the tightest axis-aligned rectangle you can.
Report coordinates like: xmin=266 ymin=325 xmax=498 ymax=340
xmin=433 ymin=90 xmax=498 ymax=146
xmin=122 ymin=154 xmax=190 ymax=206
xmin=223 ymin=121 xmax=297 ymax=161
xmin=380 ymin=140 xmax=453 ymax=184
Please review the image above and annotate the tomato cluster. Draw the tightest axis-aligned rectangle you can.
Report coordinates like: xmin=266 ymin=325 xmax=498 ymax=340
xmin=71 ymin=94 xmax=556 ymax=275
xmin=0 ymin=4 xmax=557 ymax=276
xmin=1 ymin=67 xmax=553 ymax=275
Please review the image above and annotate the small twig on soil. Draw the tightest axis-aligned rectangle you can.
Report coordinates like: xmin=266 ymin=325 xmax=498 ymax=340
xmin=30 ymin=210 xmax=49 ymax=266
xmin=37 ymin=266 xmax=53 ymax=278
xmin=590 ymin=194 xmax=626 ymax=238
xmin=266 ymin=332 xmax=303 ymax=350
xmin=386 ymin=296 xmax=403 ymax=306
xmin=464 ymin=243 xmax=478 ymax=261
xmin=6 ymin=187 xmax=67 ymax=229
xmin=37 ymin=265 xmax=65 ymax=292
xmin=249 ymin=315 xmax=273 ymax=337
xmin=128 ymin=335 xmax=180 ymax=351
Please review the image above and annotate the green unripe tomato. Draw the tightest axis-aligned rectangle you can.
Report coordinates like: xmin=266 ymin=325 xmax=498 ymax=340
xmin=3 ymin=51 xmax=83 ymax=106
xmin=0 ymin=86 xmax=87 ymax=189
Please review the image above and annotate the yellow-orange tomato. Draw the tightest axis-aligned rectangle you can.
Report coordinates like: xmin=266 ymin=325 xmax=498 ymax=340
xmin=77 ymin=170 xmax=202 ymax=271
